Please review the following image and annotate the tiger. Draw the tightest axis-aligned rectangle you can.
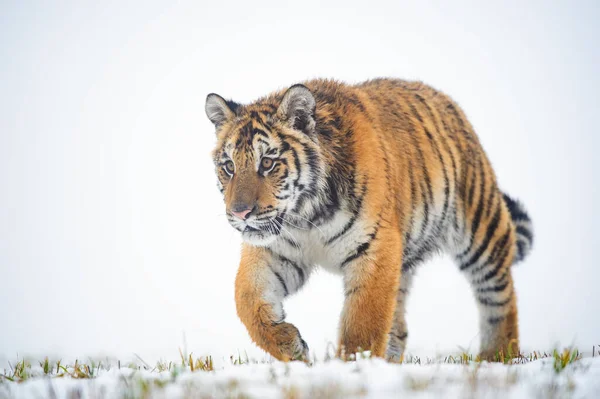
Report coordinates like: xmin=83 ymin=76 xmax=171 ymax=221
xmin=204 ymin=78 xmax=533 ymax=362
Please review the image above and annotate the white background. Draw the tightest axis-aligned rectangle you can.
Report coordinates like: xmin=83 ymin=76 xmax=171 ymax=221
xmin=1 ymin=0 xmax=598 ymax=364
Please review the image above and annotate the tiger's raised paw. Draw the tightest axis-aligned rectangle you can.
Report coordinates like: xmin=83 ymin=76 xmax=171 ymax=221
xmin=271 ymin=322 xmax=309 ymax=362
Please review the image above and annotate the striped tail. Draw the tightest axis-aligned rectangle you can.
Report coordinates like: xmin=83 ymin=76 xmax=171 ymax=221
xmin=502 ymin=193 xmax=534 ymax=265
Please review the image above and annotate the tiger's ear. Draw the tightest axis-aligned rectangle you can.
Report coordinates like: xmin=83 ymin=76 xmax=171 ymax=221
xmin=277 ymin=84 xmax=316 ymax=134
xmin=205 ymin=93 xmax=239 ymax=128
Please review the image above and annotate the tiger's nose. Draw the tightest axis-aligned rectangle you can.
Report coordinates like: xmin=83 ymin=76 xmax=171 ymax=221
xmin=231 ymin=204 xmax=255 ymax=220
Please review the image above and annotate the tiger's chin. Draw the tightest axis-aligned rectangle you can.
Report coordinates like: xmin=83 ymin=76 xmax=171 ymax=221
xmin=241 ymin=228 xmax=278 ymax=247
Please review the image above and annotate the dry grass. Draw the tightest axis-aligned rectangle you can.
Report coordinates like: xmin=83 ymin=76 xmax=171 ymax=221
xmin=0 ymin=344 xmax=595 ymax=399
xmin=0 ymin=345 xmax=592 ymax=383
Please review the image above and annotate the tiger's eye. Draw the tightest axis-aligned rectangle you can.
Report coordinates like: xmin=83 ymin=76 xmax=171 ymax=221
xmin=261 ymin=157 xmax=274 ymax=170
xmin=224 ymin=160 xmax=235 ymax=175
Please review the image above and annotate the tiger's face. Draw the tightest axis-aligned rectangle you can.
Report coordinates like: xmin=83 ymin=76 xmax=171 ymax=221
xmin=206 ymin=85 xmax=320 ymax=246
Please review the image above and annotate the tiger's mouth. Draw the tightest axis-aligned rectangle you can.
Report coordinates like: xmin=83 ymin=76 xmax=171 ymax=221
xmin=241 ymin=223 xmax=279 ymax=246
xmin=243 ymin=213 xmax=285 ymax=234
xmin=243 ymin=224 xmax=261 ymax=233
xmin=235 ymin=212 xmax=286 ymax=246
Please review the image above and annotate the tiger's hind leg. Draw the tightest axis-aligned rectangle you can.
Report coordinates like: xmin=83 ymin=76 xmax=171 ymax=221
xmin=386 ymin=268 xmax=415 ymax=362
xmin=455 ymin=201 xmax=520 ymax=360
xmin=471 ymin=270 xmax=519 ymax=360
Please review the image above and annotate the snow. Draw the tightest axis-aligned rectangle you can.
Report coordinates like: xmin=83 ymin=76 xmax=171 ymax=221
xmin=2 ymin=357 xmax=599 ymax=398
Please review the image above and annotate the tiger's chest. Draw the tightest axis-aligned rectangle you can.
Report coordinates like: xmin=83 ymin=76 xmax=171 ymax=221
xmin=269 ymin=211 xmax=369 ymax=274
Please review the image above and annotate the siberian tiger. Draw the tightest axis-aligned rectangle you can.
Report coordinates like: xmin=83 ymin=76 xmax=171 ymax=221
xmin=205 ymin=78 xmax=533 ymax=362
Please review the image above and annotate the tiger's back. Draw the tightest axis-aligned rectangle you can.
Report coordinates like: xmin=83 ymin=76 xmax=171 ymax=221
xmin=205 ymin=78 xmax=533 ymax=361
xmin=347 ymin=79 xmax=532 ymax=358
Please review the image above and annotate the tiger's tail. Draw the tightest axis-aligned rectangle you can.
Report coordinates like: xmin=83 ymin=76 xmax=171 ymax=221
xmin=502 ymin=193 xmax=533 ymax=265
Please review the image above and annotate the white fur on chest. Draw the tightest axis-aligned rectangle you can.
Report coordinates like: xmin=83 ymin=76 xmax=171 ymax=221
xmin=270 ymin=211 xmax=368 ymax=274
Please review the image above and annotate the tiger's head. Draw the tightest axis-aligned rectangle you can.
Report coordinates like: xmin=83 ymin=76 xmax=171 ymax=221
xmin=205 ymin=85 xmax=323 ymax=246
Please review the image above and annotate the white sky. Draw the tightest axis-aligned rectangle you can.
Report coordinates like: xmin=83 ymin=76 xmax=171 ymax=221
xmin=1 ymin=0 xmax=599 ymax=364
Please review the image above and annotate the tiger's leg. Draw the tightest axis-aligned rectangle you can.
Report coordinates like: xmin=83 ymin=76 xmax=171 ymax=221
xmin=235 ymin=244 xmax=310 ymax=361
xmin=456 ymin=205 xmax=519 ymax=360
xmin=338 ymin=227 xmax=402 ymax=359
xmin=386 ymin=268 xmax=415 ymax=362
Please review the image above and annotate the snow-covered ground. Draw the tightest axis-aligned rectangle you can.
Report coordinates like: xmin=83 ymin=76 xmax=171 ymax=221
xmin=2 ymin=356 xmax=599 ymax=399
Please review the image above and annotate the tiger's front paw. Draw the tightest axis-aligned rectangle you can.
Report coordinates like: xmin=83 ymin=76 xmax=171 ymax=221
xmin=271 ymin=322 xmax=309 ymax=361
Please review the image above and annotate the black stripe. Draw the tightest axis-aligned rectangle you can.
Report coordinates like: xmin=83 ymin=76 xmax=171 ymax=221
xmin=278 ymin=168 xmax=289 ymax=182
xmin=415 ymin=95 xmax=454 ymax=233
xmin=425 ymin=128 xmax=450 ymax=232
xmin=278 ymin=130 xmax=323 ymax=216
xmin=494 ymin=266 xmax=510 ymax=286
xmin=446 ymin=103 xmax=477 ymax=146
xmin=290 ymin=146 xmax=302 ymax=188
xmin=256 ymin=138 xmax=270 ymax=148
xmin=327 ymin=215 xmax=358 ymax=246
xmin=487 ymin=316 xmax=506 ymax=324
xmin=290 ymin=155 xmax=324 ymax=220
xmin=402 ymin=259 xmax=418 ymax=272
xmin=459 ymin=161 xmax=485 ymax=258
xmin=441 ymin=103 xmax=465 ymax=159
xmin=460 ymin=205 xmax=502 ymax=270
xmin=502 ymin=194 xmax=530 ymax=222
xmin=405 ymin=160 xmax=417 ymax=246
xmin=255 ymin=209 xmax=276 ymax=218
xmin=403 ymin=240 xmax=435 ymax=270
xmin=516 ymin=225 xmax=533 ymax=242
xmin=516 ymin=241 xmax=525 ymax=261
xmin=434 ymin=124 xmax=459 ymax=232
xmin=488 ymin=226 xmax=511 ymax=260
xmin=341 ymin=241 xmax=371 ymax=268
xmin=251 ymin=111 xmax=268 ymax=124
xmin=392 ymin=332 xmax=408 ymax=341
xmin=470 ymin=159 xmax=487 ymax=237
xmin=278 ymin=255 xmax=305 ymax=286
xmin=225 ymin=99 xmax=241 ymax=114
xmin=416 ymin=180 xmax=430 ymax=242
xmin=326 ymin=181 xmax=368 ymax=245
xmin=407 ymin=123 xmax=434 ymax=206
xmin=272 ymin=269 xmax=288 ymax=297
xmin=344 ymin=286 xmax=361 ymax=297
xmin=480 ymin=243 xmax=511 ymax=283
xmin=469 ymin=226 xmax=511 ymax=274
xmin=304 ymin=145 xmax=322 ymax=206
xmin=310 ymin=172 xmax=341 ymax=224
xmin=477 ymin=290 xmax=513 ymax=307
xmin=253 ymin=128 xmax=269 ymax=139
xmin=467 ymin=167 xmax=477 ymax=205
xmin=446 ymin=103 xmax=465 ymax=129
xmin=483 ymin=183 xmax=498 ymax=220
xmin=235 ymin=121 xmax=253 ymax=147
xmin=275 ymin=131 xmax=312 ymax=195
xmin=409 ymin=103 xmax=424 ymax=123
xmin=402 ymin=259 xmax=416 ymax=272
xmin=395 ymin=99 xmax=434 ymax=217
xmin=282 ymin=236 xmax=300 ymax=249
xmin=339 ymin=213 xmax=383 ymax=269
xmin=476 ymin=281 xmax=509 ymax=293
xmin=440 ymin=110 xmax=470 ymax=235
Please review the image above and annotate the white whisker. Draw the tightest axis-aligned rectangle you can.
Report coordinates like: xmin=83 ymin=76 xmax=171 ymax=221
xmin=273 ymin=219 xmax=301 ymax=248
xmin=284 ymin=212 xmax=326 ymax=238
xmin=281 ymin=218 xmax=310 ymax=231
